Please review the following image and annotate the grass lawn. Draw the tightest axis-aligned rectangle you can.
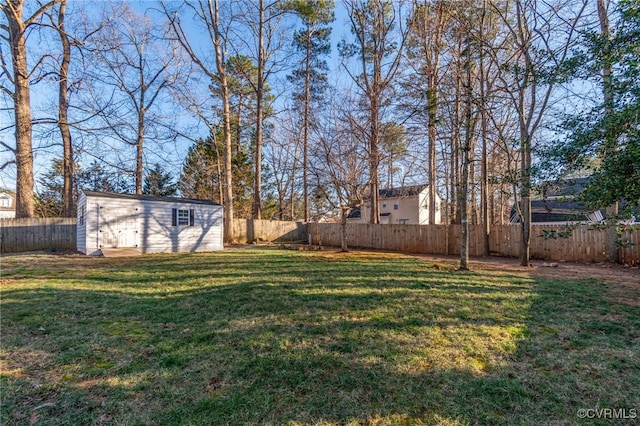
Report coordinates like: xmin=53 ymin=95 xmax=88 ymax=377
xmin=1 ymin=248 xmax=639 ymax=425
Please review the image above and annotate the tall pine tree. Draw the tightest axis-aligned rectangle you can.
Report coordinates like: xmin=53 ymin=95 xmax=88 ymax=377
xmin=285 ymin=0 xmax=334 ymax=221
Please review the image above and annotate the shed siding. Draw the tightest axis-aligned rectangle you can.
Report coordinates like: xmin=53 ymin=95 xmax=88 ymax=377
xmin=76 ymin=192 xmax=86 ymax=253
xmin=80 ymin=193 xmax=223 ymax=255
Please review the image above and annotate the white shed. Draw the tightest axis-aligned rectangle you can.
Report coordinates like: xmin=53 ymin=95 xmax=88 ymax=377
xmin=77 ymin=191 xmax=223 ymax=255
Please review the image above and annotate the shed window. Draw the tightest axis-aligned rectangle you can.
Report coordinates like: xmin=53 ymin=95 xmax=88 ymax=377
xmin=172 ymin=208 xmax=195 ymax=226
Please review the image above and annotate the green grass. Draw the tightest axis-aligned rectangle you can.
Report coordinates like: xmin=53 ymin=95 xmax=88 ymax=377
xmin=1 ymin=248 xmax=638 ymax=425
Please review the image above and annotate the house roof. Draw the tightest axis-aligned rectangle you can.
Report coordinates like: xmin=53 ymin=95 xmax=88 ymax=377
xmin=531 ymin=199 xmax=592 ymax=214
xmin=540 ymin=177 xmax=590 ymax=198
xmin=510 ymin=197 xmax=605 ymax=224
xmin=346 ymin=207 xmax=361 ymax=219
xmin=379 ymin=185 xmax=428 ymax=198
xmin=82 ymin=191 xmax=221 ymax=206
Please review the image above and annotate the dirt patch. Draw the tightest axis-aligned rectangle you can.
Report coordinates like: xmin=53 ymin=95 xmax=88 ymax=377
xmin=405 ymin=252 xmax=640 ymax=307
xmin=408 ymin=253 xmax=640 ymax=286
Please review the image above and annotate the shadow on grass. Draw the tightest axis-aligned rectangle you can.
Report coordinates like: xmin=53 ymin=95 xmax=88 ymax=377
xmin=2 ymin=249 xmax=638 ymax=425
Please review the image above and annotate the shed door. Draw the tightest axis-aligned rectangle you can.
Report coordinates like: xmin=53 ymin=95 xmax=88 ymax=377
xmin=99 ymin=207 xmax=138 ymax=248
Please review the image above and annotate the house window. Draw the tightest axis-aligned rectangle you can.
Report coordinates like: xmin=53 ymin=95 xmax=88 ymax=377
xmin=172 ymin=208 xmax=195 ymax=226
xmin=393 ymin=202 xmax=399 ymax=210
xmin=382 ymin=203 xmax=387 ymax=209
xmin=398 ymin=219 xmax=409 ymax=225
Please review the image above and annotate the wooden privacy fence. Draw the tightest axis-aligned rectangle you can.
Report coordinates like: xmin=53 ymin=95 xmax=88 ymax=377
xmin=1 ymin=218 xmax=638 ymax=264
xmin=0 ymin=218 xmax=307 ymax=253
xmin=231 ymin=219 xmax=307 ymax=244
xmin=0 ymin=218 xmax=76 ymax=253
xmin=308 ymin=223 xmax=640 ymax=265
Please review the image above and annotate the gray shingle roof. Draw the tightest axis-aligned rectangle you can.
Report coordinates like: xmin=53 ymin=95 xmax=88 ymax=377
xmin=82 ymin=191 xmax=220 ymax=206
xmin=379 ymin=185 xmax=428 ymax=198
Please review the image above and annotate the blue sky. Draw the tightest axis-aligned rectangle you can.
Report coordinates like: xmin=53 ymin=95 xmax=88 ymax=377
xmin=0 ymin=0 xmax=353 ymax=193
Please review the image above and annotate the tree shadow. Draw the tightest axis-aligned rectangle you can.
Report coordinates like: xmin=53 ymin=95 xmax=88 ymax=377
xmin=2 ymin=251 xmax=638 ymax=425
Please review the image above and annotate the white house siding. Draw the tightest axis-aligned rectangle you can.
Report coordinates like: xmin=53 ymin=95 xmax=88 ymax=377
xmin=0 ymin=210 xmax=16 ymax=219
xmin=78 ymin=192 xmax=223 ymax=255
xmin=418 ymin=190 xmax=442 ymax=225
xmin=351 ymin=187 xmax=443 ymax=225
xmin=0 ymin=192 xmax=15 ymax=218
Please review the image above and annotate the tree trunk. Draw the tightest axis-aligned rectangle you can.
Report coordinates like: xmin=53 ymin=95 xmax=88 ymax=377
xmin=479 ymin=0 xmax=490 ymax=255
xmin=427 ymin=83 xmax=437 ymax=225
xmin=598 ymin=0 xmax=619 ymax=263
xmin=423 ymin=0 xmax=445 ymax=226
xmin=303 ymin=22 xmax=311 ymax=222
xmin=452 ymin=50 xmax=462 ymax=225
xmin=519 ymin=130 xmax=532 ymax=267
xmin=460 ymin=33 xmax=473 ymax=271
xmin=57 ymin=0 xmax=74 ymax=216
xmin=4 ymin=0 xmax=35 ymax=218
xmin=340 ymin=206 xmax=349 ymax=252
xmin=135 ymin=109 xmax=144 ymax=194
xmin=253 ymin=0 xmax=265 ymax=220
xmin=212 ymin=0 xmax=235 ymax=244
xmin=369 ymin=97 xmax=380 ymax=224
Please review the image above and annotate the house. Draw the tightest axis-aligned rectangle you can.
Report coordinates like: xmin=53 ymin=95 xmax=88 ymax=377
xmin=509 ymin=177 xmax=606 ymax=224
xmin=0 ymin=190 xmax=16 ymax=219
xmin=77 ymin=191 xmax=223 ymax=255
xmin=348 ymin=184 xmax=443 ymax=225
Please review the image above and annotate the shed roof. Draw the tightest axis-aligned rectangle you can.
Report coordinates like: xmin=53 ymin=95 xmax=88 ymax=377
xmin=82 ymin=191 xmax=221 ymax=206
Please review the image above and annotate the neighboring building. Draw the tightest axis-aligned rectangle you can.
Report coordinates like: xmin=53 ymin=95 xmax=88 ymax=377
xmin=0 ymin=191 xmax=16 ymax=219
xmin=510 ymin=177 xmax=606 ymax=224
xmin=77 ymin=191 xmax=223 ymax=255
xmin=348 ymin=184 xmax=443 ymax=225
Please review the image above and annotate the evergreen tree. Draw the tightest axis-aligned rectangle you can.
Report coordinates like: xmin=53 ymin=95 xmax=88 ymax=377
xmin=35 ymin=159 xmax=65 ymax=218
xmin=77 ymin=160 xmax=133 ymax=193
xmin=143 ymin=163 xmax=178 ymax=196
xmin=179 ymin=138 xmax=221 ymax=202
xmin=179 ymin=136 xmax=254 ymax=217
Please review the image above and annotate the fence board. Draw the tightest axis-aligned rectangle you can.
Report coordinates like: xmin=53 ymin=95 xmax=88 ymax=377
xmin=1 ymin=218 xmax=76 ymax=253
xmin=620 ymin=226 xmax=640 ymax=265
xmin=231 ymin=219 xmax=307 ymax=244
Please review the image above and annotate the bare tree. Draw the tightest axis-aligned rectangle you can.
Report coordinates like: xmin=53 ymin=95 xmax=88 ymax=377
xmin=53 ymin=0 xmax=73 ymax=216
xmin=1 ymin=0 xmax=60 ymax=217
xmin=491 ymin=0 xmax=587 ymax=266
xmin=266 ymin=112 xmax=302 ymax=220
xmin=311 ymin=92 xmax=369 ymax=251
xmin=85 ymin=2 xmax=178 ymax=195
xmin=233 ymin=0 xmax=290 ymax=219
xmin=406 ymin=0 xmax=447 ymax=225
xmin=341 ymin=0 xmax=408 ymax=224
xmin=163 ymin=0 xmax=237 ymax=243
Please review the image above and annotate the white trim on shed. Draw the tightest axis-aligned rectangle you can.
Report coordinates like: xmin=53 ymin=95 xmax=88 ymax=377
xmin=77 ymin=191 xmax=223 ymax=255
